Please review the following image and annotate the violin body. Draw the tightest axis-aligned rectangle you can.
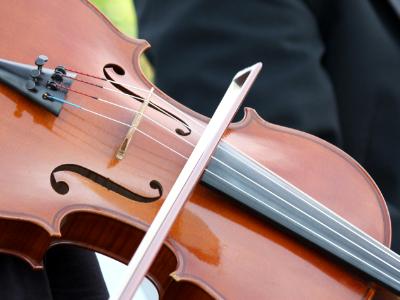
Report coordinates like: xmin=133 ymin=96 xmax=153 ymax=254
xmin=0 ymin=1 xmax=393 ymax=299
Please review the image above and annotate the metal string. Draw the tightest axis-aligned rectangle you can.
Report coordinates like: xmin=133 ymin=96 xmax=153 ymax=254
xmin=211 ymin=146 xmax=400 ymax=273
xmin=61 ymin=73 xmax=192 ymax=134
xmin=50 ymin=90 xmax=400 ymax=281
xmin=57 ymin=69 xmax=400 ymax=276
xmin=204 ymin=168 xmax=400 ymax=285
xmin=53 ymin=83 xmax=400 ymax=271
xmin=55 ymin=83 xmax=193 ymax=151
xmin=77 ymin=70 xmax=400 ymax=267
xmin=45 ymin=94 xmax=187 ymax=160
xmin=61 ymin=70 xmax=400 ymax=267
xmin=224 ymin=146 xmax=400 ymax=264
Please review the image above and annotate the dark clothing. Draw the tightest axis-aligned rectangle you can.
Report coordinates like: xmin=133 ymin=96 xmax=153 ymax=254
xmin=0 ymin=247 xmax=108 ymax=299
xmin=135 ymin=0 xmax=400 ymax=252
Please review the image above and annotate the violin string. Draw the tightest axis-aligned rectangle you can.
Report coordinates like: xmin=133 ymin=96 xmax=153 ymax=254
xmin=204 ymin=168 xmax=400 ymax=284
xmin=56 ymin=83 xmax=194 ymax=147
xmin=64 ymin=67 xmax=162 ymax=94
xmin=63 ymin=67 xmax=231 ymax=138
xmin=62 ymin=73 xmax=192 ymax=134
xmin=51 ymin=92 xmax=400 ymax=275
xmin=55 ymin=83 xmax=136 ymax=110
xmin=226 ymin=146 xmax=400 ymax=264
xmin=46 ymin=94 xmax=188 ymax=160
xmin=62 ymin=68 xmax=400 ymax=267
xmin=62 ymin=74 xmax=146 ymax=102
xmin=210 ymin=148 xmax=400 ymax=273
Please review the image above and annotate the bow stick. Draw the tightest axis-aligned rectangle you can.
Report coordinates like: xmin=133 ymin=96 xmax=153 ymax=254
xmin=112 ymin=62 xmax=262 ymax=300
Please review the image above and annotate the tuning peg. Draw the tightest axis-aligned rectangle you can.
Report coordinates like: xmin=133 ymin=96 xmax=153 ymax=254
xmin=35 ymin=55 xmax=48 ymax=72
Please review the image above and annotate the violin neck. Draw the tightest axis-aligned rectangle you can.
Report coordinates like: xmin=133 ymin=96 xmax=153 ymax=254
xmin=201 ymin=141 xmax=400 ymax=293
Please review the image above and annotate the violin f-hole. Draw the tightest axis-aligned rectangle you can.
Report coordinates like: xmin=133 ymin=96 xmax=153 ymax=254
xmin=50 ymin=164 xmax=163 ymax=203
xmin=103 ymin=64 xmax=192 ymax=136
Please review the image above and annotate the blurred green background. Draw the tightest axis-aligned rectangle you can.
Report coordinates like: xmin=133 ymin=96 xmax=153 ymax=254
xmin=91 ymin=0 xmax=137 ymax=37
xmin=90 ymin=0 xmax=153 ymax=79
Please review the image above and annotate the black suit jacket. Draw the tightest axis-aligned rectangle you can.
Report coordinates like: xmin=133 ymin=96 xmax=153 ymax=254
xmin=0 ymin=246 xmax=108 ymax=299
xmin=135 ymin=0 xmax=400 ymax=252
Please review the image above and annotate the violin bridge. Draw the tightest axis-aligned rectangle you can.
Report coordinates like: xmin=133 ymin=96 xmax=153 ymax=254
xmin=115 ymin=87 xmax=154 ymax=160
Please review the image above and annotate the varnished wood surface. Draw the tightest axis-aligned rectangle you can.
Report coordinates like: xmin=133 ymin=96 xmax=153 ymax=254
xmin=0 ymin=1 xmax=393 ymax=299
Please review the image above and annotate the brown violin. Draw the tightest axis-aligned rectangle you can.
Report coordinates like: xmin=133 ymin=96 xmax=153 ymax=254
xmin=0 ymin=1 xmax=399 ymax=299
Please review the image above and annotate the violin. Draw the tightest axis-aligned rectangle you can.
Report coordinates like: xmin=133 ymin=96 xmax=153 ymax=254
xmin=0 ymin=1 xmax=399 ymax=299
